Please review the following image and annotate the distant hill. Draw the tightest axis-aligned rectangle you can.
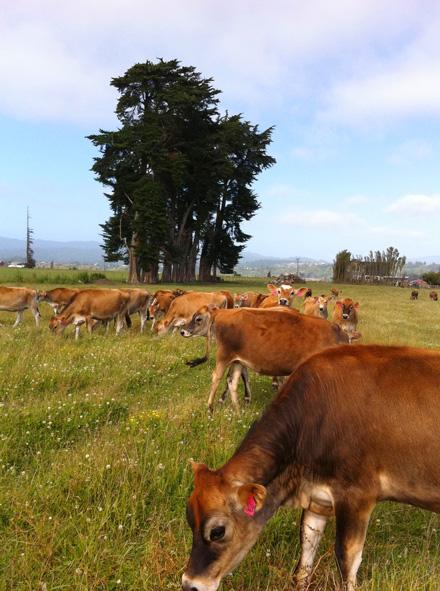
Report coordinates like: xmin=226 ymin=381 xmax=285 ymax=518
xmin=0 ymin=236 xmax=104 ymax=265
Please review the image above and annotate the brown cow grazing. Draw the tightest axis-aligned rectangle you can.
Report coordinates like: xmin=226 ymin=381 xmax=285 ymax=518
xmin=48 ymin=289 xmax=129 ymax=340
xmin=234 ymin=292 xmax=267 ymax=308
xmin=39 ymin=287 xmax=79 ymax=314
xmin=154 ymin=291 xmax=230 ymax=337
xmin=149 ymin=289 xmax=186 ymax=331
xmin=183 ymin=345 xmax=440 ymax=591
xmin=122 ymin=288 xmax=151 ymax=332
xmin=258 ymin=284 xmax=308 ymax=308
xmin=303 ymin=294 xmax=331 ymax=319
xmin=0 ymin=286 xmax=41 ymax=327
xmin=430 ymin=290 xmax=438 ymax=301
xmin=410 ymin=290 xmax=419 ymax=300
xmin=333 ymin=298 xmax=359 ymax=341
xmin=181 ymin=307 xmax=356 ymax=411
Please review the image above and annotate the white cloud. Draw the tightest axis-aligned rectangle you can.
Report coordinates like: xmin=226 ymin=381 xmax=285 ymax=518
xmin=345 ymin=195 xmax=369 ymax=205
xmin=321 ymin=12 xmax=440 ymax=126
xmin=280 ymin=206 xmax=424 ymax=239
xmin=388 ymin=139 xmax=433 ymax=165
xmin=386 ymin=194 xmax=440 ymax=215
xmin=0 ymin=0 xmax=433 ymax=124
xmin=282 ymin=209 xmax=363 ymax=228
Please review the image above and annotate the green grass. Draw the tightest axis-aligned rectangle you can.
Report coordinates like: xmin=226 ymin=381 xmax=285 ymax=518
xmin=1 ymin=277 xmax=440 ymax=590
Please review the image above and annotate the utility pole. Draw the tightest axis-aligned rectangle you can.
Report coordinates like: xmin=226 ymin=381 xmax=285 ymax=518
xmin=25 ymin=207 xmax=36 ymax=268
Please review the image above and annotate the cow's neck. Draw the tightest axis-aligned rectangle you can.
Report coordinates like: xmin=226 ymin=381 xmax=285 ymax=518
xmin=222 ymin=397 xmax=301 ymax=513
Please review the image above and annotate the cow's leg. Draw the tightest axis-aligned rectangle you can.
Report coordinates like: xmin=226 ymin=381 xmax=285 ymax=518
xmin=293 ymin=509 xmax=328 ymax=590
xmin=125 ymin=312 xmax=132 ymax=329
xmin=207 ymin=360 xmax=228 ymax=413
xmin=139 ymin=310 xmax=147 ymax=333
xmin=115 ymin=314 xmax=124 ymax=335
xmin=241 ymin=366 xmax=251 ymax=403
xmin=220 ymin=365 xmax=251 ymax=405
xmin=31 ymin=305 xmax=41 ymax=327
xmin=334 ymin=499 xmax=374 ymax=591
xmin=226 ymin=362 xmax=242 ymax=412
xmin=13 ymin=311 xmax=23 ymax=327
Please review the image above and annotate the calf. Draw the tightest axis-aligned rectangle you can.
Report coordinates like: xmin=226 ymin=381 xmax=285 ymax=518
xmin=0 ymin=286 xmax=41 ymax=327
xmin=258 ymin=284 xmax=308 ymax=308
xmin=429 ymin=290 xmax=438 ymax=301
xmin=332 ymin=298 xmax=359 ymax=341
xmin=39 ymin=287 xmax=79 ymax=314
xmin=181 ymin=307 xmax=355 ymax=411
xmin=183 ymin=345 xmax=440 ymax=591
xmin=303 ymin=294 xmax=330 ymax=319
xmin=48 ymin=289 xmax=129 ymax=340
xmin=410 ymin=290 xmax=419 ymax=300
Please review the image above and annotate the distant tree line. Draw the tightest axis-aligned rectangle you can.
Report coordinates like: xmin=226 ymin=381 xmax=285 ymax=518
xmin=88 ymin=59 xmax=275 ymax=283
xmin=422 ymin=271 xmax=440 ymax=285
xmin=333 ymin=247 xmax=407 ymax=283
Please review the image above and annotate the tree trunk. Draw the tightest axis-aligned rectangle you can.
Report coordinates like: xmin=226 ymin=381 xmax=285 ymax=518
xmin=162 ymin=258 xmax=172 ymax=282
xmin=144 ymin=260 xmax=159 ymax=283
xmin=128 ymin=233 xmax=140 ymax=283
xmin=199 ymin=238 xmax=213 ymax=282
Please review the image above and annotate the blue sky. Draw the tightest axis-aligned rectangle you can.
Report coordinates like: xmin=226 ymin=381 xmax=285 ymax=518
xmin=1 ymin=0 xmax=440 ymax=260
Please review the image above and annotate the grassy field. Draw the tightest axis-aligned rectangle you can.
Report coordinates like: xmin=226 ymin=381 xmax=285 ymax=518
xmin=1 ymin=270 xmax=440 ymax=590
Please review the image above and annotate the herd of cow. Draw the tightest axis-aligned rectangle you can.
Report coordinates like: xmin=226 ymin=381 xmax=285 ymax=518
xmin=1 ymin=282 xmax=440 ymax=591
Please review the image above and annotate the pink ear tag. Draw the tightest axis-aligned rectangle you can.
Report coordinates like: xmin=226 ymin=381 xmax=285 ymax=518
xmin=244 ymin=494 xmax=256 ymax=517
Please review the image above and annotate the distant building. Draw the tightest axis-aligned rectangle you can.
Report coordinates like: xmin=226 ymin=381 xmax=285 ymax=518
xmin=8 ymin=262 xmax=26 ymax=268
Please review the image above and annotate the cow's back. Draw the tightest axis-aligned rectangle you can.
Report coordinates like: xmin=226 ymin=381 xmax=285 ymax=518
xmin=65 ymin=289 xmax=128 ymax=316
xmin=213 ymin=308 xmax=348 ymax=375
xmin=280 ymin=345 xmax=440 ymax=505
xmin=0 ymin=286 xmax=36 ymax=309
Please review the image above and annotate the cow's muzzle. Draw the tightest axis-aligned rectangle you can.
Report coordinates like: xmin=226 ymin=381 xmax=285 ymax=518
xmin=180 ymin=329 xmax=192 ymax=337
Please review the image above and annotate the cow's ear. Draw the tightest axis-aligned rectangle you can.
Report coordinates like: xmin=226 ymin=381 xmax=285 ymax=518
xmin=335 ymin=301 xmax=343 ymax=308
xmin=354 ymin=302 xmax=360 ymax=309
xmin=237 ymin=483 xmax=267 ymax=516
xmin=294 ymin=287 xmax=308 ymax=297
xmin=266 ymin=284 xmax=277 ymax=296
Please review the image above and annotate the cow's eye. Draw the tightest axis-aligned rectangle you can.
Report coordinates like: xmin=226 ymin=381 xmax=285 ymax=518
xmin=210 ymin=525 xmax=225 ymax=541
xmin=196 ymin=317 xmax=202 ymax=324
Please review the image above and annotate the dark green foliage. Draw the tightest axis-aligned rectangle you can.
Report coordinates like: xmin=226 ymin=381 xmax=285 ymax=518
xmin=333 ymin=249 xmax=352 ymax=282
xmin=334 ymin=247 xmax=407 ymax=283
xmin=88 ymin=59 xmax=274 ymax=282
xmin=422 ymin=271 xmax=440 ymax=285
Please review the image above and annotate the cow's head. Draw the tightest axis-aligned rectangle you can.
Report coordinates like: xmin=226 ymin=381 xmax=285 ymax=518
xmin=182 ymin=462 xmax=267 ymax=591
xmin=154 ymin=317 xmax=172 ymax=336
xmin=266 ymin=284 xmax=307 ymax=307
xmin=317 ymin=295 xmax=330 ymax=315
xmin=48 ymin=315 xmax=69 ymax=333
xmin=180 ymin=306 xmax=214 ymax=338
xmin=233 ymin=294 xmax=242 ymax=308
xmin=36 ymin=290 xmax=47 ymax=301
xmin=336 ymin=298 xmax=359 ymax=320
